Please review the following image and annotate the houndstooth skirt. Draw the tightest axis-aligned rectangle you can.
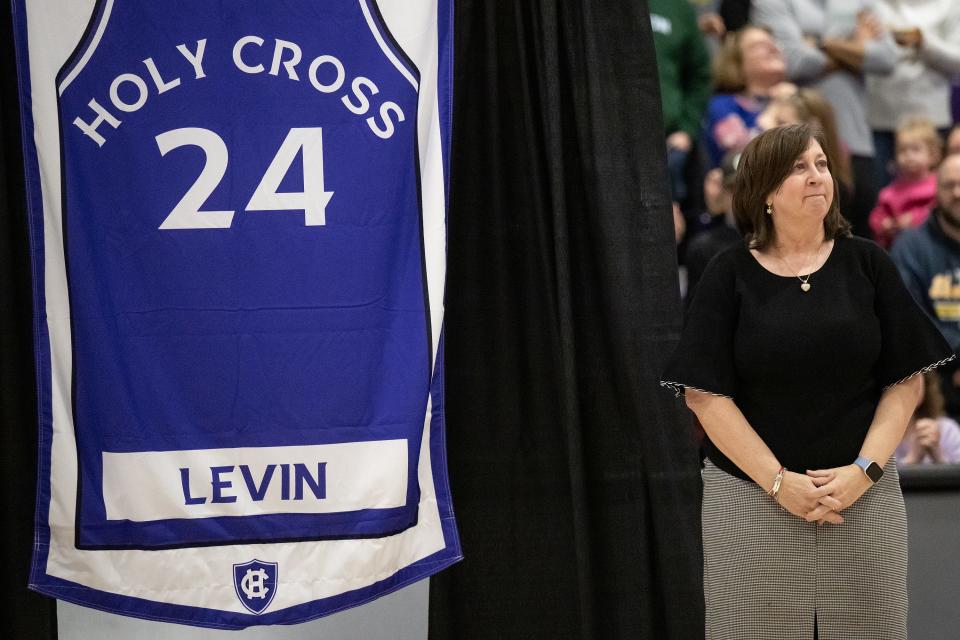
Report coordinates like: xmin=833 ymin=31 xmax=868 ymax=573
xmin=702 ymin=458 xmax=907 ymax=640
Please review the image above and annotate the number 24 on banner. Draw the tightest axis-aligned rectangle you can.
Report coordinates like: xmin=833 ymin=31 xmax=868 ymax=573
xmin=156 ymin=126 xmax=334 ymax=230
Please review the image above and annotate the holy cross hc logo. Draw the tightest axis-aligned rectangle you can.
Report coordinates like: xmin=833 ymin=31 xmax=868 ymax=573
xmin=233 ymin=559 xmax=278 ymax=614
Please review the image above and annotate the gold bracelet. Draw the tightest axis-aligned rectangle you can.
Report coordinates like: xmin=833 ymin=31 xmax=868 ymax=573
xmin=768 ymin=466 xmax=786 ymax=501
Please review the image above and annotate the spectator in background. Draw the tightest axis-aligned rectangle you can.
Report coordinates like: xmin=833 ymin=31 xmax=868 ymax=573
xmin=688 ymin=0 xmax=756 ymax=44
xmin=689 ymin=0 xmax=727 ymax=55
xmin=953 ymin=78 xmax=960 ymax=124
xmin=891 ymin=154 xmax=960 ymax=415
xmin=751 ymin=0 xmax=897 ymax=239
xmin=896 ymin=372 xmax=960 ymax=464
xmin=684 ymin=152 xmax=742 ymax=302
xmin=705 ymin=25 xmax=788 ymax=168
xmin=649 ymin=0 xmax=712 ymax=209
xmin=869 ymin=116 xmax=941 ymax=249
xmin=868 ymin=0 xmax=960 ymax=186
xmin=946 ymin=123 xmax=960 ymax=157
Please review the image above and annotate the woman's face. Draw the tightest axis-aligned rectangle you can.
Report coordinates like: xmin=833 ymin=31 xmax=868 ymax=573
xmin=740 ymin=28 xmax=785 ymax=88
xmin=767 ymin=139 xmax=834 ymax=225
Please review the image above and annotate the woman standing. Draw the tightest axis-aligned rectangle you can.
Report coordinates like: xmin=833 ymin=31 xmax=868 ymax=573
xmin=661 ymin=123 xmax=953 ymax=639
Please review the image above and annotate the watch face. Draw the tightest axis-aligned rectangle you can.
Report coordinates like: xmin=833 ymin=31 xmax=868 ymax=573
xmin=866 ymin=462 xmax=884 ymax=483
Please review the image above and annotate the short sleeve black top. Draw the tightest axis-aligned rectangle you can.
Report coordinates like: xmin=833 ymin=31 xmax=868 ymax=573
xmin=662 ymin=235 xmax=955 ymax=481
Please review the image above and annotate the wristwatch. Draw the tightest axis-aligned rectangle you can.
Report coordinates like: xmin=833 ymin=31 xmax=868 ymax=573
xmin=854 ymin=455 xmax=884 ymax=483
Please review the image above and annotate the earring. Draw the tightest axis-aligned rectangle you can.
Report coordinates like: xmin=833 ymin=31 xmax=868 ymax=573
xmin=765 ymin=203 xmax=772 ymax=215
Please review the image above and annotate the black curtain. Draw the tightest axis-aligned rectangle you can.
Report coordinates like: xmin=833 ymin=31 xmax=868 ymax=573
xmin=430 ymin=1 xmax=702 ymax=639
xmin=1 ymin=4 xmax=58 ymax=639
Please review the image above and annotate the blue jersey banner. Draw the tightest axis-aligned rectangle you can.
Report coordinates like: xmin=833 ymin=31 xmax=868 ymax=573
xmin=13 ymin=0 xmax=459 ymax=628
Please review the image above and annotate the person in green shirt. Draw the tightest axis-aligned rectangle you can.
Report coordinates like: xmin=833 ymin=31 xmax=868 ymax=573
xmin=649 ymin=0 xmax=712 ymax=212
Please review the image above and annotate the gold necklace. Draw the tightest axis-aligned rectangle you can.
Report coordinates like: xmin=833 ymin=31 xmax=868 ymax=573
xmin=776 ymin=240 xmax=824 ymax=293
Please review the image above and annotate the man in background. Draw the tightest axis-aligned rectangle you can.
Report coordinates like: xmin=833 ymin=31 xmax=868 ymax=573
xmin=892 ymin=154 xmax=960 ymax=415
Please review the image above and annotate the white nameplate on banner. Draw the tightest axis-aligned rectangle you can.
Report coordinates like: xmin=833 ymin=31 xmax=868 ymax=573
xmin=102 ymin=440 xmax=408 ymax=521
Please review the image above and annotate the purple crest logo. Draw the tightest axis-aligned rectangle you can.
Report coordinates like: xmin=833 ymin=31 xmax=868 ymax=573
xmin=233 ymin=559 xmax=278 ymax=615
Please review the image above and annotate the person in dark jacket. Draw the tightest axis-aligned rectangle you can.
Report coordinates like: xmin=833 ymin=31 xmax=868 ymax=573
xmin=684 ymin=151 xmax=743 ymax=303
xmin=649 ymin=0 xmax=712 ymax=209
xmin=891 ymin=154 xmax=960 ymax=415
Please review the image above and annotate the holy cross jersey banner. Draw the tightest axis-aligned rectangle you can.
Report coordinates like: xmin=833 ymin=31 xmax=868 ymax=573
xmin=12 ymin=0 xmax=459 ymax=628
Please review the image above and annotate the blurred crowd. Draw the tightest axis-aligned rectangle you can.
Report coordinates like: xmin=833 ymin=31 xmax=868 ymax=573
xmin=652 ymin=0 xmax=960 ymax=465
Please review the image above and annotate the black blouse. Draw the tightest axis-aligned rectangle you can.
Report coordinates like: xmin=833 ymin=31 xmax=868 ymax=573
xmin=662 ymin=236 xmax=954 ymax=481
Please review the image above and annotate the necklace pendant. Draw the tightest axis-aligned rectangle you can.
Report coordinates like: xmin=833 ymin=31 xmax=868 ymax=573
xmin=801 ymin=282 xmax=811 ymax=292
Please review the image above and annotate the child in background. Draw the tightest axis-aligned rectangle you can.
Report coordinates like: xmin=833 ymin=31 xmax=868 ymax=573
xmin=684 ymin=152 xmax=742 ymax=303
xmin=896 ymin=372 xmax=960 ymax=465
xmin=869 ymin=116 xmax=941 ymax=249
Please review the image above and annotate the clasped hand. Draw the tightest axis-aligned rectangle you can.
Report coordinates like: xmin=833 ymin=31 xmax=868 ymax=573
xmin=774 ymin=465 xmax=872 ymax=525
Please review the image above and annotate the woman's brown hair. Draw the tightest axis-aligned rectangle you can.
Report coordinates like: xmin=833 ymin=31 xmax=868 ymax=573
xmin=732 ymin=123 xmax=852 ymax=250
